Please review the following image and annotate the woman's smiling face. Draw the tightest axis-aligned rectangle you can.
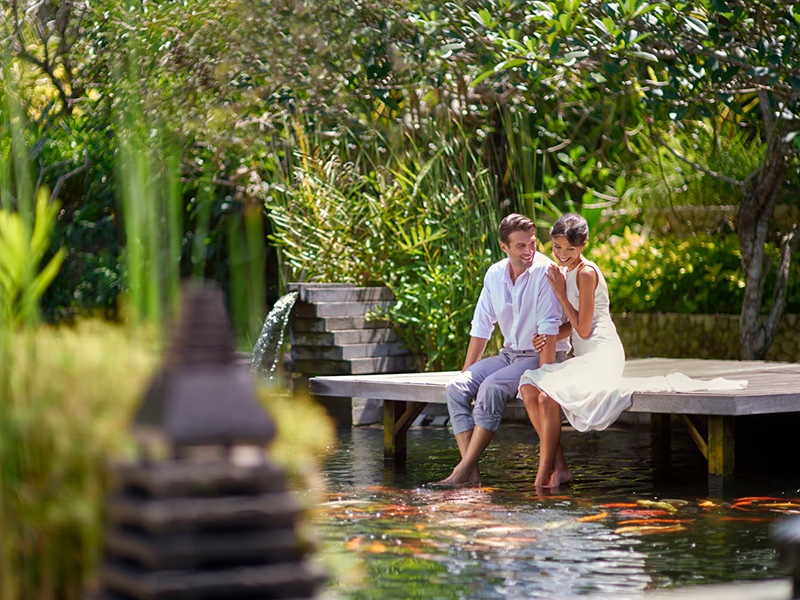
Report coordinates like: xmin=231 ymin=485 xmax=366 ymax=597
xmin=551 ymin=235 xmax=584 ymax=270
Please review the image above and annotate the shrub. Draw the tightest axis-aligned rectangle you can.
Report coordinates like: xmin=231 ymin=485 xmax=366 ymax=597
xmin=0 ymin=321 xmax=157 ymax=600
xmin=589 ymin=230 xmax=800 ymax=315
xmin=267 ymin=129 xmax=503 ymax=371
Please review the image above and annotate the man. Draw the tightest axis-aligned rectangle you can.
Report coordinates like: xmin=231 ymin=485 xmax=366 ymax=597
xmin=436 ymin=213 xmax=569 ymax=486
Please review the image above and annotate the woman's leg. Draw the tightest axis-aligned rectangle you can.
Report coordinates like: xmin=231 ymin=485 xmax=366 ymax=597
xmin=538 ymin=391 xmax=575 ymax=487
xmin=520 ymin=383 xmax=543 ymax=433
xmin=522 ymin=385 xmax=571 ymax=486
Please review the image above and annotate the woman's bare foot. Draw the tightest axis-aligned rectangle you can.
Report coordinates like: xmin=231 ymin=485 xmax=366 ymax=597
xmin=545 ymin=467 xmax=573 ymax=488
xmin=534 ymin=467 xmax=552 ymax=488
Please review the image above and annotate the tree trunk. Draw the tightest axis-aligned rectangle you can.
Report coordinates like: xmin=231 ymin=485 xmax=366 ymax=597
xmin=738 ymin=133 xmax=790 ymax=359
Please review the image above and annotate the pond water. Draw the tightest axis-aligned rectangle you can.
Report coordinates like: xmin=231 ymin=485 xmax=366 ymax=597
xmin=311 ymin=420 xmax=799 ymax=599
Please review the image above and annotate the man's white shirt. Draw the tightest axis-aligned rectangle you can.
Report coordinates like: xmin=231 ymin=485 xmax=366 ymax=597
xmin=469 ymin=252 xmax=570 ymax=353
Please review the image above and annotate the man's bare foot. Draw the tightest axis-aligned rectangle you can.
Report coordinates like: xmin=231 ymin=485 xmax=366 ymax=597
xmin=431 ymin=463 xmax=481 ymax=487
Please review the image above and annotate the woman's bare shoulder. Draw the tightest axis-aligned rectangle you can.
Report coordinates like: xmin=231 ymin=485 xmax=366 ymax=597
xmin=576 ymin=262 xmax=599 ymax=290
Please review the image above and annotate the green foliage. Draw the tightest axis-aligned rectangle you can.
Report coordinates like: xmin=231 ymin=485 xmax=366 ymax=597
xmin=0 ymin=190 xmax=66 ymax=328
xmin=590 ymin=230 xmax=800 ymax=315
xmin=267 ymin=127 xmax=501 ymax=370
xmin=625 ymin=119 xmax=765 ymax=210
xmin=0 ymin=321 xmax=157 ymax=600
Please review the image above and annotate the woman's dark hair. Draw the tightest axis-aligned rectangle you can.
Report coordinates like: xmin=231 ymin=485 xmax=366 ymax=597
xmin=550 ymin=213 xmax=588 ymax=246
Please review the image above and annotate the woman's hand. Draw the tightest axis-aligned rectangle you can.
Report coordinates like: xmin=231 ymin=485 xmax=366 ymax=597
xmin=545 ymin=263 xmax=567 ymax=298
xmin=532 ymin=333 xmax=548 ymax=353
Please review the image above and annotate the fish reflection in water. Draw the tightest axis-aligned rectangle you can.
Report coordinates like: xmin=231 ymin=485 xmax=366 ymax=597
xmin=313 ymin=423 xmax=793 ymax=599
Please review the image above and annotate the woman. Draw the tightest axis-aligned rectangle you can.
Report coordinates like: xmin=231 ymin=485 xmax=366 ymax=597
xmin=519 ymin=213 xmax=628 ymax=488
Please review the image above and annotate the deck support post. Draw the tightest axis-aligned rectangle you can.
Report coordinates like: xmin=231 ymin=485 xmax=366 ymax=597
xmin=383 ymin=400 xmax=407 ymax=462
xmin=650 ymin=413 xmax=671 ymax=473
xmin=708 ymin=415 xmax=735 ymax=492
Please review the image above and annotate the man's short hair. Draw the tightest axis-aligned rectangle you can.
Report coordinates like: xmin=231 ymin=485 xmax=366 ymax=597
xmin=499 ymin=213 xmax=536 ymax=244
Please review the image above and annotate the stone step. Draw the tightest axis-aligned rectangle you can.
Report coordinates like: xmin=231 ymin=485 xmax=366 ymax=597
xmin=105 ymin=527 xmax=303 ymax=570
xmin=290 ymin=315 xmax=391 ymax=333
xmin=107 ymin=493 xmax=300 ymax=534
xmin=288 ymin=282 xmax=394 ymax=303
xmin=291 ymin=328 xmax=399 ymax=346
xmin=292 ymin=355 xmax=416 ymax=375
xmin=292 ymin=300 xmax=393 ymax=318
xmin=292 ymin=342 xmax=411 ymax=361
xmin=100 ymin=559 xmax=325 ymax=600
xmin=113 ymin=459 xmax=287 ymax=499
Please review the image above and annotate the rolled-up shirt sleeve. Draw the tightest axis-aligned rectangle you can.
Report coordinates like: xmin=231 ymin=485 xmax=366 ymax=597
xmin=469 ymin=281 xmax=496 ymax=339
xmin=536 ymin=279 xmax=562 ymax=337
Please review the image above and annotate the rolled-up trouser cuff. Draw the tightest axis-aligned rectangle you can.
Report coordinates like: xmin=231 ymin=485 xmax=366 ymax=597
xmin=446 ymin=381 xmax=477 ymax=435
xmin=473 ymin=384 xmax=511 ymax=432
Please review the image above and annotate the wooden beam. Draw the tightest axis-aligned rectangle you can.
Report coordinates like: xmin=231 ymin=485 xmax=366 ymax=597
xmin=383 ymin=400 xmax=407 ymax=462
xmin=679 ymin=414 xmax=709 ymax=459
xmin=708 ymin=415 xmax=735 ymax=477
xmin=392 ymin=402 xmax=428 ymax=437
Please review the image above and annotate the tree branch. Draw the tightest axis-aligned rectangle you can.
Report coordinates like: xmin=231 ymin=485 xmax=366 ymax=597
xmin=46 ymin=153 xmax=89 ymax=202
xmin=649 ymin=129 xmax=744 ymax=188
xmin=764 ymin=223 xmax=799 ymax=342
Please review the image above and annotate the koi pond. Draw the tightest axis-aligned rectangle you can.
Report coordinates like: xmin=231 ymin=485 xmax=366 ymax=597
xmin=311 ymin=420 xmax=799 ymax=599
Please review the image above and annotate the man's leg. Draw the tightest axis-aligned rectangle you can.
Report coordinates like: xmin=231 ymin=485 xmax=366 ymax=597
xmin=472 ymin=354 xmax=541 ymax=432
xmin=438 ymin=355 xmax=509 ymax=485
xmin=442 ymin=355 xmax=540 ymax=484
xmin=445 ymin=355 xmax=508 ymax=440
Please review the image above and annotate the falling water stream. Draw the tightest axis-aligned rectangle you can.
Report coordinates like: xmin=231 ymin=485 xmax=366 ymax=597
xmin=250 ymin=291 xmax=298 ymax=380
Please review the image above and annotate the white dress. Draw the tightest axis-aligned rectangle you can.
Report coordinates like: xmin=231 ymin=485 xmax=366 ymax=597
xmin=519 ymin=260 xmax=627 ymax=431
xmin=519 ymin=260 xmax=748 ymax=432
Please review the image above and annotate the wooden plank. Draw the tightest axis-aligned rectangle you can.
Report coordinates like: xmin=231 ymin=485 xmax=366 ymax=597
xmin=309 ymin=359 xmax=800 ymax=417
xmin=309 ymin=371 xmax=456 ymax=403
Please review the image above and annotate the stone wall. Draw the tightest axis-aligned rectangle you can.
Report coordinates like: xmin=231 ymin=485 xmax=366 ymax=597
xmin=614 ymin=312 xmax=800 ymax=362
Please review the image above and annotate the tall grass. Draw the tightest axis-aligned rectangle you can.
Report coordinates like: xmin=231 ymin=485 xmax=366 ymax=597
xmin=116 ymin=77 xmax=183 ymax=327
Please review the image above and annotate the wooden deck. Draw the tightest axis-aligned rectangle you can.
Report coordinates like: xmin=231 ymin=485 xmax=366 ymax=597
xmin=308 ymin=358 xmax=800 ymax=489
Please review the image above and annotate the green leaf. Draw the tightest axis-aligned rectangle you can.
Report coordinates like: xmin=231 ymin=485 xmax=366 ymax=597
xmin=470 ymin=9 xmax=494 ymax=27
xmin=684 ymin=16 xmax=709 ymax=36
xmin=494 ymin=58 xmax=527 ymax=72
xmin=710 ymin=0 xmax=729 ymax=11
xmin=783 ymin=131 xmax=800 ymax=144
xmin=632 ymin=3 xmax=658 ymax=19
xmin=470 ymin=68 xmax=496 ymax=87
xmin=28 ymin=248 xmax=66 ymax=302
xmin=628 ymin=50 xmax=658 ymax=62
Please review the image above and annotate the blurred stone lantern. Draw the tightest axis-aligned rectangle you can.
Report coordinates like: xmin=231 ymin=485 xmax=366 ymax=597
xmin=98 ymin=281 xmax=326 ymax=600
xmin=773 ymin=515 xmax=800 ymax=599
